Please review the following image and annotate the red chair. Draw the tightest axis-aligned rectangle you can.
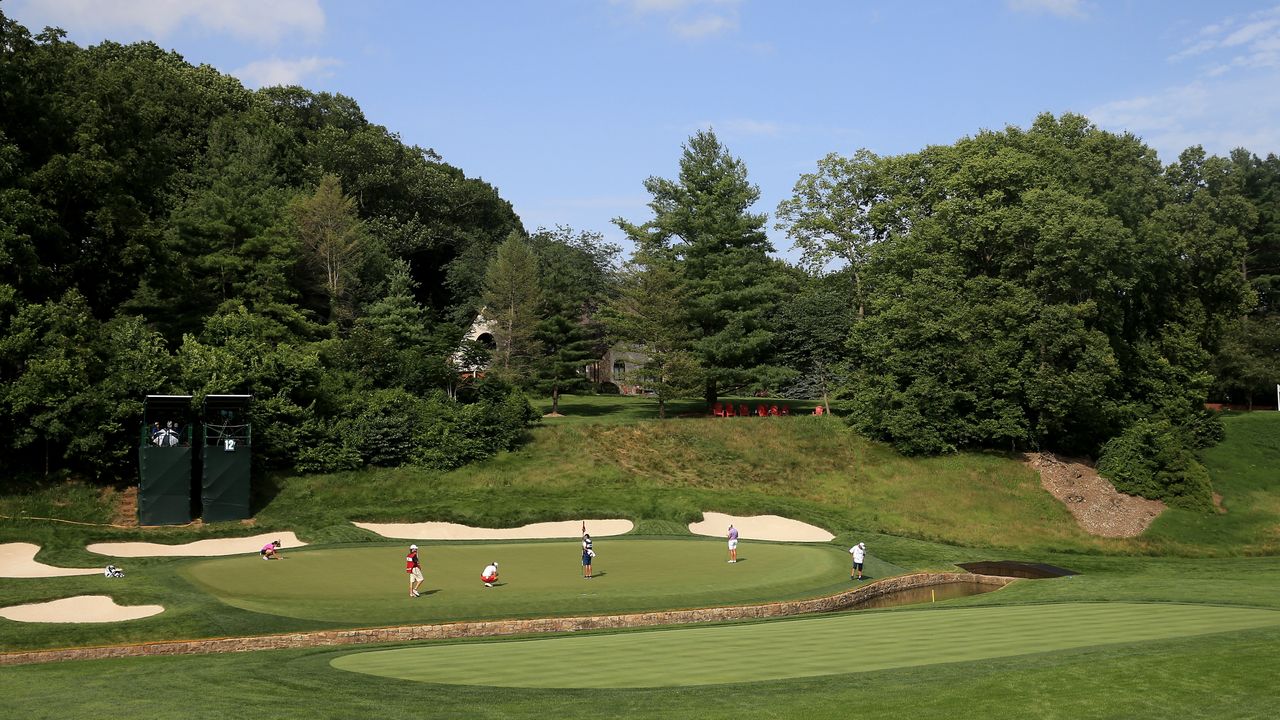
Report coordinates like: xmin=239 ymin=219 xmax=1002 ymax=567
xmin=769 ymin=405 xmax=780 ymax=416
xmin=780 ymin=405 xmax=790 ymax=416
xmin=725 ymin=403 xmax=737 ymax=417
xmin=757 ymin=404 xmax=767 ymax=417
xmin=738 ymin=404 xmax=748 ymax=417
xmin=711 ymin=402 xmax=724 ymax=417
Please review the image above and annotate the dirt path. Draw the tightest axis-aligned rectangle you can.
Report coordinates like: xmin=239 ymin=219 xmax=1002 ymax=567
xmin=1026 ymin=453 xmax=1165 ymax=537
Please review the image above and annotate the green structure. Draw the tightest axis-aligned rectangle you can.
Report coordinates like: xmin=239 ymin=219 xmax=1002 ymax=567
xmin=138 ymin=395 xmax=194 ymax=525
xmin=201 ymin=394 xmax=253 ymax=522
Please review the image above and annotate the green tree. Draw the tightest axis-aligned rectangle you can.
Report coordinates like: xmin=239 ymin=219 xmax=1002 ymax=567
xmin=618 ymin=130 xmax=782 ymax=403
xmin=776 ymin=150 xmax=887 ymax=319
xmin=481 ymin=232 xmax=542 ymax=383
xmin=0 ymin=289 xmax=100 ymax=477
xmin=602 ymin=241 xmax=701 ymax=419
xmin=772 ymin=271 xmax=855 ymax=413
xmin=288 ymin=174 xmax=369 ymax=327
xmin=530 ymin=226 xmax=619 ymax=414
xmin=841 ymin=114 xmax=1249 ymax=475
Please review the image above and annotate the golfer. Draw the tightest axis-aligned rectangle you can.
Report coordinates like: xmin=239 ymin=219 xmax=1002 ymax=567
xmin=850 ymin=542 xmax=866 ymax=581
xmin=727 ymin=524 xmax=739 ymax=563
xmin=582 ymin=532 xmax=594 ymax=579
xmin=481 ymin=561 xmax=499 ymax=587
xmin=406 ymin=544 xmax=423 ymax=597
xmin=260 ymin=540 xmax=282 ymax=560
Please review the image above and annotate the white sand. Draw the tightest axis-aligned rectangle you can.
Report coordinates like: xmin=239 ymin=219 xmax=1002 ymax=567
xmin=354 ymin=519 xmax=634 ymax=540
xmin=0 ymin=543 xmax=102 ymax=578
xmin=0 ymin=595 xmax=164 ymax=623
xmin=688 ymin=512 xmax=835 ymax=542
xmin=86 ymin=532 xmax=308 ymax=558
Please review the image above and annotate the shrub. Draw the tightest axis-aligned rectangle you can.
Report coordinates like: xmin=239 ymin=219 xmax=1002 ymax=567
xmin=1181 ymin=409 xmax=1226 ymax=450
xmin=1097 ymin=418 xmax=1214 ymax=511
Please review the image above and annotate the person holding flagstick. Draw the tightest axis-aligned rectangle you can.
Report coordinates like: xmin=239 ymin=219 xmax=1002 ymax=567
xmin=582 ymin=521 xmax=595 ymax=579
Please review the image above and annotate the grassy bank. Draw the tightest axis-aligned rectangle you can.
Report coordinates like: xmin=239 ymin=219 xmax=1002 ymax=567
xmin=1 ymin=400 xmax=1278 ymax=717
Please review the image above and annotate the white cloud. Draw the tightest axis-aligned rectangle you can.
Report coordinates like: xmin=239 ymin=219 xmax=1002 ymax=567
xmin=610 ymin=0 xmax=742 ymax=39
xmin=716 ymin=118 xmax=780 ymax=137
xmin=12 ymin=0 xmax=324 ymax=43
xmin=1005 ymin=0 xmax=1086 ymax=19
xmin=232 ymin=56 xmax=340 ymax=89
xmin=1088 ymin=73 xmax=1280 ymax=160
xmin=1169 ymin=5 xmax=1280 ymax=70
xmin=1222 ymin=18 xmax=1278 ymax=47
xmin=672 ymin=14 xmax=736 ymax=39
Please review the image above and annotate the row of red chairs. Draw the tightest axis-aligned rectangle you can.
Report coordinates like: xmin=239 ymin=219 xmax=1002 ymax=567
xmin=710 ymin=403 xmax=828 ymax=417
xmin=711 ymin=402 xmax=791 ymax=417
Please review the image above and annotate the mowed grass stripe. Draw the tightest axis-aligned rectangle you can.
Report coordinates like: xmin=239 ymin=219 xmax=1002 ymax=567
xmin=331 ymin=603 xmax=1280 ymax=688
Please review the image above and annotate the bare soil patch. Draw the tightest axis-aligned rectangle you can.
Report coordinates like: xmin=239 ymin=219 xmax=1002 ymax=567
xmin=1026 ymin=453 xmax=1165 ymax=538
xmin=105 ymin=485 xmax=138 ymax=527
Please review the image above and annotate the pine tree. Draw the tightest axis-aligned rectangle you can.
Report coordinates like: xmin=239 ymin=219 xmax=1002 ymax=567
xmin=620 ymin=130 xmax=783 ymax=403
xmin=481 ymin=232 xmax=542 ymax=383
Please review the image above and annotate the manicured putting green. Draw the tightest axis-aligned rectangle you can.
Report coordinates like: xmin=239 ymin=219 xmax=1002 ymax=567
xmin=182 ymin=539 xmax=851 ymax=626
xmin=331 ymin=602 xmax=1280 ymax=688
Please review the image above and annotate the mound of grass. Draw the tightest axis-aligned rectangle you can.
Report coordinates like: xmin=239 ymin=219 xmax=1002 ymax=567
xmin=1141 ymin=412 xmax=1280 ymax=554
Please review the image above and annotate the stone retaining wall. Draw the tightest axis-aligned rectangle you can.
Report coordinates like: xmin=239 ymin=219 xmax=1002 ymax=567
xmin=0 ymin=572 xmax=1010 ymax=666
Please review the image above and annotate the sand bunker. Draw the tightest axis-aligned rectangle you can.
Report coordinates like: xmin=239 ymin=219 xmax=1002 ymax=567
xmin=354 ymin=519 xmax=634 ymax=540
xmin=0 ymin=595 xmax=163 ymax=623
xmin=0 ymin=543 xmax=102 ymax=578
xmin=86 ymin=532 xmax=307 ymax=558
xmin=688 ymin=512 xmax=835 ymax=542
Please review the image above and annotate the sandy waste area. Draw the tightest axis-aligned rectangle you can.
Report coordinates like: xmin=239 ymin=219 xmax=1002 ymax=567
xmin=0 ymin=595 xmax=163 ymax=623
xmin=86 ymin=532 xmax=308 ymax=557
xmin=688 ymin=512 xmax=835 ymax=542
xmin=354 ymin=519 xmax=634 ymax=540
xmin=0 ymin=543 xmax=103 ymax=578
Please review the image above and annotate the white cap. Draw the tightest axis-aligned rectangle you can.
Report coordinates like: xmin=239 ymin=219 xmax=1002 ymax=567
xmin=493 ymin=561 xmax=499 ymax=567
xmin=409 ymin=544 xmax=418 ymax=550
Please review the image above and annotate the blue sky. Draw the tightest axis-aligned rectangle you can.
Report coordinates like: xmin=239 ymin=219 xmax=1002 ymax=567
xmin=10 ymin=0 xmax=1280 ymax=260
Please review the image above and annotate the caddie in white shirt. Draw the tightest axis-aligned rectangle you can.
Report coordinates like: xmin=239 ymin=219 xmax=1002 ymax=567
xmin=850 ymin=542 xmax=866 ymax=581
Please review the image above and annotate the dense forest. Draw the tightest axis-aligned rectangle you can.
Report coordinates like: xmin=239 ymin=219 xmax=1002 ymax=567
xmin=1 ymin=12 xmax=1277 ymax=511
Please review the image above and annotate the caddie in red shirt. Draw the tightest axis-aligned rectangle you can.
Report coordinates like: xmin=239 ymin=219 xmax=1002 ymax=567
xmin=406 ymin=544 xmax=423 ymax=598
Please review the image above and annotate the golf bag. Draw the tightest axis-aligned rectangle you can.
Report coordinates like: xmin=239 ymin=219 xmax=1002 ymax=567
xmin=104 ymin=564 xmax=125 ymax=578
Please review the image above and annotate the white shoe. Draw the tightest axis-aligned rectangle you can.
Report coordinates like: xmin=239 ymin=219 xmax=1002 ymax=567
xmin=412 ymin=590 xmax=420 ymax=597
xmin=485 ymin=583 xmax=493 ymax=587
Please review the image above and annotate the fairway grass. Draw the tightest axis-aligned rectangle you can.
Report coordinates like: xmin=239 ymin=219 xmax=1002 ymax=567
xmin=180 ymin=538 xmax=855 ymax=625
xmin=330 ymin=602 xmax=1280 ymax=688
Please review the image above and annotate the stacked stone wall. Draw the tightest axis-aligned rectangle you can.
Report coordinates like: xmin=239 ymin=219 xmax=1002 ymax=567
xmin=0 ymin=572 xmax=1010 ymax=666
